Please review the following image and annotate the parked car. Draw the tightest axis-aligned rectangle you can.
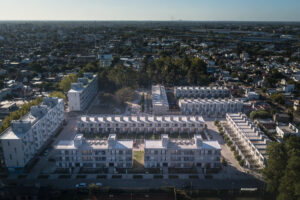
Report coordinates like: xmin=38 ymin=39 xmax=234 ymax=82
xmin=95 ymin=182 xmax=103 ymax=187
xmin=75 ymin=183 xmax=87 ymax=189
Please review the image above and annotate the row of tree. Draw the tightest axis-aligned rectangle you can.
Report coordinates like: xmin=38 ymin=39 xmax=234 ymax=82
xmin=0 ymin=97 xmax=43 ymax=134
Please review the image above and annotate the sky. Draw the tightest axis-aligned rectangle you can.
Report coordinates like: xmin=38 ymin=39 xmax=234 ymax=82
xmin=0 ymin=0 xmax=300 ymax=21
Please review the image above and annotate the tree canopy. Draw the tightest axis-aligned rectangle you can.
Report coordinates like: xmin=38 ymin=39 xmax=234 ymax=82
xmin=48 ymin=91 xmax=67 ymax=102
xmin=0 ymin=97 xmax=43 ymax=134
xmin=250 ymin=110 xmax=272 ymax=120
xmin=263 ymin=136 xmax=300 ymax=200
xmin=58 ymin=74 xmax=78 ymax=93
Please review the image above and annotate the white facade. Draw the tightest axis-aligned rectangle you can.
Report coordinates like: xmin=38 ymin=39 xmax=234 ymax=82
xmin=0 ymin=97 xmax=65 ymax=170
xmin=245 ymin=91 xmax=259 ymax=100
xmin=144 ymin=134 xmax=221 ymax=168
xmin=78 ymin=115 xmax=205 ymax=134
xmin=223 ymin=113 xmax=270 ymax=168
xmin=179 ymin=98 xmax=243 ymax=117
xmin=276 ymin=123 xmax=300 ymax=138
xmin=174 ymin=86 xmax=230 ymax=98
xmin=152 ymin=85 xmax=169 ymax=115
xmin=55 ymin=134 xmax=133 ymax=168
xmin=68 ymin=73 xmax=98 ymax=111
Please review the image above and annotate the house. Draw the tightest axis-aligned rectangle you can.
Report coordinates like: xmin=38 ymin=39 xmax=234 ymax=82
xmin=276 ymin=123 xmax=300 ymax=138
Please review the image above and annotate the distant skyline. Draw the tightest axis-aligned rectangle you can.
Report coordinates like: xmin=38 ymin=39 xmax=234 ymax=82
xmin=1 ymin=0 xmax=300 ymax=21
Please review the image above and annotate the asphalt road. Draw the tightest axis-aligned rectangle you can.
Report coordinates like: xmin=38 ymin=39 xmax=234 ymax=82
xmin=5 ymin=178 xmax=264 ymax=190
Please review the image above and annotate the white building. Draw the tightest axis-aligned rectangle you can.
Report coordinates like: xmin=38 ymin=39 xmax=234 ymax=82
xmin=78 ymin=115 xmax=205 ymax=134
xmin=223 ymin=113 xmax=270 ymax=168
xmin=179 ymin=98 xmax=243 ymax=117
xmin=174 ymin=86 xmax=230 ymax=99
xmin=0 ymin=97 xmax=65 ymax=170
xmin=276 ymin=123 xmax=300 ymax=138
xmin=144 ymin=134 xmax=221 ymax=169
xmin=55 ymin=134 xmax=133 ymax=168
xmin=99 ymin=54 xmax=113 ymax=68
xmin=245 ymin=91 xmax=259 ymax=100
xmin=152 ymin=85 xmax=169 ymax=115
xmin=67 ymin=73 xmax=98 ymax=111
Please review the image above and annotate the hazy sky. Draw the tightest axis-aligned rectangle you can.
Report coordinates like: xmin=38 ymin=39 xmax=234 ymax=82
xmin=0 ymin=0 xmax=300 ymax=21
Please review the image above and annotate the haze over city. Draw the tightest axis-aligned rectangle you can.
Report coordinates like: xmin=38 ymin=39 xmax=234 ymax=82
xmin=1 ymin=0 xmax=300 ymax=21
xmin=0 ymin=1 xmax=300 ymax=200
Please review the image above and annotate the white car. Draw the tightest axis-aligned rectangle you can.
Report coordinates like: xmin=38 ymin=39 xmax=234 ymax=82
xmin=75 ymin=183 xmax=87 ymax=189
xmin=95 ymin=182 xmax=103 ymax=187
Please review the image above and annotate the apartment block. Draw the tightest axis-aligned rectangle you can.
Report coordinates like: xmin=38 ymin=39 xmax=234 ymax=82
xmin=179 ymin=98 xmax=243 ymax=117
xmin=78 ymin=115 xmax=205 ymax=134
xmin=55 ymin=134 xmax=133 ymax=168
xmin=223 ymin=113 xmax=270 ymax=168
xmin=67 ymin=73 xmax=98 ymax=111
xmin=0 ymin=97 xmax=65 ymax=170
xmin=152 ymin=85 xmax=169 ymax=115
xmin=174 ymin=86 xmax=230 ymax=98
xmin=144 ymin=134 xmax=221 ymax=168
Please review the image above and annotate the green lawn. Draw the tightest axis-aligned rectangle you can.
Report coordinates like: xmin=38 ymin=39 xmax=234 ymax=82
xmin=133 ymin=150 xmax=144 ymax=170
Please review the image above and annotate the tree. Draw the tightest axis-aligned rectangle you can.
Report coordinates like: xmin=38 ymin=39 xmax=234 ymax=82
xmin=263 ymin=136 xmax=300 ymax=199
xmin=48 ymin=91 xmax=66 ymax=102
xmin=250 ymin=110 xmax=272 ymax=120
xmin=0 ymin=97 xmax=43 ymax=134
xmin=270 ymin=93 xmax=285 ymax=105
xmin=58 ymin=74 xmax=77 ymax=93
xmin=114 ymin=87 xmax=136 ymax=105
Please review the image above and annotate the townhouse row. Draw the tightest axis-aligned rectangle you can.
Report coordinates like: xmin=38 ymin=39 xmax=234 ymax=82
xmin=144 ymin=134 xmax=221 ymax=168
xmin=77 ymin=115 xmax=205 ymax=134
xmin=223 ymin=113 xmax=270 ymax=168
xmin=55 ymin=134 xmax=133 ymax=168
xmin=179 ymin=98 xmax=243 ymax=117
xmin=174 ymin=86 xmax=230 ymax=98
xmin=55 ymin=134 xmax=221 ymax=170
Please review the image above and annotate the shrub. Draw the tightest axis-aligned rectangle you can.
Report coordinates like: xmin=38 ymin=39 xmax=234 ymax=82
xmin=239 ymin=160 xmax=245 ymax=167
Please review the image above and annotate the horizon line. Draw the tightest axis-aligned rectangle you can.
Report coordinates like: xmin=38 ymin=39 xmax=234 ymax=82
xmin=0 ymin=19 xmax=300 ymax=23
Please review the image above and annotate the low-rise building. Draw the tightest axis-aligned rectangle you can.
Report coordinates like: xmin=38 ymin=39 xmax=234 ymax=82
xmin=144 ymin=134 xmax=221 ymax=169
xmin=99 ymin=54 xmax=113 ymax=68
xmin=174 ymin=86 xmax=230 ymax=99
xmin=78 ymin=115 xmax=205 ymax=134
xmin=152 ymin=85 xmax=169 ymax=115
xmin=178 ymin=98 xmax=243 ymax=117
xmin=223 ymin=113 xmax=270 ymax=168
xmin=0 ymin=97 xmax=65 ymax=170
xmin=276 ymin=123 xmax=300 ymax=138
xmin=68 ymin=73 xmax=98 ymax=111
xmin=245 ymin=91 xmax=260 ymax=100
xmin=54 ymin=134 xmax=133 ymax=168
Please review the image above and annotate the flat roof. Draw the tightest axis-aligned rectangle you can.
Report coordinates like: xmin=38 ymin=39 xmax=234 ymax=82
xmin=80 ymin=115 xmax=205 ymax=124
xmin=144 ymin=139 xmax=220 ymax=150
xmin=0 ymin=98 xmax=63 ymax=140
xmin=55 ymin=139 xmax=133 ymax=150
